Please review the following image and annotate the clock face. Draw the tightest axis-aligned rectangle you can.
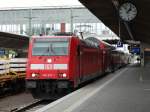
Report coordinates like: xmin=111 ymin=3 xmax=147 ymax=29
xmin=119 ymin=3 xmax=137 ymax=21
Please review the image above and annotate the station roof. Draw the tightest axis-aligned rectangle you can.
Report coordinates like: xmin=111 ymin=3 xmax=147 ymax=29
xmin=0 ymin=6 xmax=100 ymax=24
xmin=0 ymin=32 xmax=29 ymax=49
xmin=79 ymin=0 xmax=150 ymax=44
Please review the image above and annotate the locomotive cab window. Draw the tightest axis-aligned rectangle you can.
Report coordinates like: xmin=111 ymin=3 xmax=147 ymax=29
xmin=32 ymin=38 xmax=69 ymax=56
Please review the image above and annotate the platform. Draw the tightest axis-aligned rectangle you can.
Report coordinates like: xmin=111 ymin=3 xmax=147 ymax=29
xmin=36 ymin=64 xmax=150 ymax=112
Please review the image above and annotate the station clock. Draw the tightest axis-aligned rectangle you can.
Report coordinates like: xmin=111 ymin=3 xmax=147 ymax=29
xmin=119 ymin=2 xmax=137 ymax=21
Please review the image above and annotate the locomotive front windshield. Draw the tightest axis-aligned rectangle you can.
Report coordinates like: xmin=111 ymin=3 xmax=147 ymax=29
xmin=32 ymin=38 xmax=69 ymax=56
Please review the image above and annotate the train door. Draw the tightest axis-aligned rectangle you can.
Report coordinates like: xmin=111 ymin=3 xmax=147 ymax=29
xmin=99 ymin=49 xmax=104 ymax=73
xmin=102 ymin=49 xmax=106 ymax=72
xmin=105 ymin=50 xmax=109 ymax=72
xmin=103 ymin=49 xmax=111 ymax=73
xmin=77 ymin=45 xmax=83 ymax=84
xmin=108 ymin=50 xmax=112 ymax=72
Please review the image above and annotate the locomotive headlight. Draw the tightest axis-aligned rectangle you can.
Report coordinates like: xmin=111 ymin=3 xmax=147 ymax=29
xmin=32 ymin=73 xmax=36 ymax=77
xmin=58 ymin=73 xmax=67 ymax=78
xmin=62 ymin=73 xmax=67 ymax=78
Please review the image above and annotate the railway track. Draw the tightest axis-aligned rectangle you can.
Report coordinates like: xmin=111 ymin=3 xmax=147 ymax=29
xmin=0 ymin=90 xmax=25 ymax=99
xmin=10 ymin=99 xmax=53 ymax=112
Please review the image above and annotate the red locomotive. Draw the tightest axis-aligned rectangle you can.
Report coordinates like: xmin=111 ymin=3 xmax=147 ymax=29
xmin=26 ymin=34 xmax=128 ymax=99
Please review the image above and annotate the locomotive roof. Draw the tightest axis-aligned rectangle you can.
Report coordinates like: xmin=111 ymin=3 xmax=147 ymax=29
xmin=32 ymin=35 xmax=115 ymax=49
xmin=85 ymin=37 xmax=100 ymax=46
xmin=53 ymin=32 xmax=74 ymax=36
xmin=82 ymin=39 xmax=99 ymax=48
xmin=32 ymin=32 xmax=76 ymax=38
xmin=85 ymin=37 xmax=115 ymax=49
xmin=32 ymin=35 xmax=73 ymax=39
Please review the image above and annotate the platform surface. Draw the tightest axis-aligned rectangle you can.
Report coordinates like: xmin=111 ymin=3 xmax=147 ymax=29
xmin=36 ymin=64 xmax=150 ymax=112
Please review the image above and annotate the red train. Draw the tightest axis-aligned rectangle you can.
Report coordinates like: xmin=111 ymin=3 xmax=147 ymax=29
xmin=26 ymin=34 xmax=129 ymax=99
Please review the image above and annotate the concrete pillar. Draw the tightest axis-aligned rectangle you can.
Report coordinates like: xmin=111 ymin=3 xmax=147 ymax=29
xmin=41 ymin=23 xmax=46 ymax=35
xmin=20 ymin=24 xmax=23 ymax=34
xmin=61 ymin=23 xmax=66 ymax=33
xmin=141 ymin=50 xmax=144 ymax=67
xmin=140 ymin=42 xmax=150 ymax=67
xmin=140 ymin=43 xmax=145 ymax=67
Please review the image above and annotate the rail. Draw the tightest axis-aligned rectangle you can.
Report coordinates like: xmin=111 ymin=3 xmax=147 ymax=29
xmin=11 ymin=100 xmax=53 ymax=112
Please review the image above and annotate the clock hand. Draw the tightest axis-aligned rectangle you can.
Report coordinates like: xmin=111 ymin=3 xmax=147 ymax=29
xmin=127 ymin=4 xmax=132 ymax=13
